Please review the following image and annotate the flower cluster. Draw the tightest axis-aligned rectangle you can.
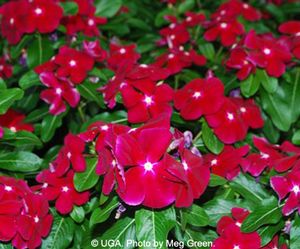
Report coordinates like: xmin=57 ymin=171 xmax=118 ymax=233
xmin=0 ymin=176 xmax=52 ymax=248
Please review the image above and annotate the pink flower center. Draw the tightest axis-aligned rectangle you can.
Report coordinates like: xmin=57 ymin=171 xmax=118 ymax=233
xmin=143 ymin=162 xmax=153 ymax=171
xmin=243 ymin=60 xmax=249 ymax=65
xmin=101 ymin=125 xmax=109 ymax=131
xmin=69 ymin=60 xmax=77 ymax=67
xmin=144 ymin=95 xmax=153 ymax=106
xmin=220 ymin=22 xmax=227 ymax=29
xmin=192 ymin=91 xmax=202 ymax=99
xmin=233 ymin=245 xmax=240 ymax=249
xmin=226 ymin=112 xmax=234 ymax=121
xmin=61 ymin=186 xmax=70 ymax=192
xmin=119 ymin=48 xmax=126 ymax=54
xmin=169 ymin=23 xmax=176 ymax=29
xmin=42 ymin=183 xmax=48 ymax=188
xmin=67 ymin=152 xmax=72 ymax=159
xmin=4 ymin=185 xmax=12 ymax=191
xmin=88 ymin=19 xmax=95 ymax=26
xmin=263 ymin=48 xmax=271 ymax=55
xmin=10 ymin=126 xmax=17 ymax=132
xmin=260 ymin=152 xmax=270 ymax=159
xmin=220 ymin=10 xmax=226 ymax=15
xmin=243 ymin=3 xmax=249 ymax=9
xmin=140 ymin=64 xmax=148 ymax=68
xmin=296 ymin=32 xmax=300 ymax=37
xmin=170 ymin=35 xmax=176 ymax=40
xmin=168 ymin=53 xmax=175 ymax=59
xmin=0 ymin=65 xmax=3 ymax=71
xmin=34 ymin=8 xmax=43 ymax=15
xmin=235 ymin=222 xmax=242 ymax=227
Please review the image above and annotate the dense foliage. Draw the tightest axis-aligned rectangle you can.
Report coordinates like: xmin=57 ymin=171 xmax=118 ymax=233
xmin=0 ymin=0 xmax=300 ymax=248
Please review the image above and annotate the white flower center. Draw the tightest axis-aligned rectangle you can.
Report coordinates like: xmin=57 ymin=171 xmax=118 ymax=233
xmin=169 ymin=23 xmax=176 ymax=29
xmin=293 ymin=185 xmax=300 ymax=194
xmin=235 ymin=222 xmax=242 ymax=227
xmin=192 ymin=91 xmax=202 ymax=99
xmin=243 ymin=60 xmax=249 ymax=65
xmin=144 ymin=95 xmax=153 ymax=106
xmin=170 ymin=35 xmax=176 ymax=40
xmin=263 ymin=48 xmax=271 ymax=55
xmin=34 ymin=216 xmax=39 ymax=223
xmin=35 ymin=8 xmax=43 ymax=15
xmin=10 ymin=126 xmax=17 ymax=132
xmin=119 ymin=48 xmax=126 ymax=54
xmin=220 ymin=10 xmax=226 ymax=15
xmin=9 ymin=18 xmax=14 ymax=25
xmin=186 ymin=16 xmax=192 ymax=22
xmin=42 ymin=183 xmax=48 ymax=188
xmin=67 ymin=152 xmax=72 ymax=159
xmin=233 ymin=245 xmax=240 ymax=249
xmin=69 ymin=60 xmax=77 ymax=67
xmin=296 ymin=32 xmax=300 ymax=37
xmin=243 ymin=3 xmax=249 ymax=9
xmin=226 ymin=112 xmax=234 ymax=120
xmin=61 ymin=186 xmax=69 ymax=192
xmin=240 ymin=107 xmax=246 ymax=113
xmin=182 ymin=161 xmax=189 ymax=170
xmin=0 ymin=65 xmax=3 ymax=71
xmin=220 ymin=22 xmax=227 ymax=29
xmin=140 ymin=64 xmax=148 ymax=68
xmin=211 ymin=159 xmax=218 ymax=166
xmin=55 ymin=88 xmax=62 ymax=95
xmin=144 ymin=162 xmax=153 ymax=171
xmin=168 ymin=53 xmax=175 ymax=59
xmin=101 ymin=125 xmax=109 ymax=131
xmin=88 ymin=19 xmax=95 ymax=26
xmin=4 ymin=185 xmax=12 ymax=191
xmin=260 ymin=152 xmax=270 ymax=159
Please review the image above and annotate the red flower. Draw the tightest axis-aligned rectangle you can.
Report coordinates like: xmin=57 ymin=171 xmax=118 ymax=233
xmin=154 ymin=48 xmax=206 ymax=74
xmin=279 ymin=21 xmax=300 ymax=59
xmin=244 ymin=30 xmax=292 ymax=77
xmin=115 ymin=124 xmax=176 ymax=208
xmin=225 ymin=48 xmax=256 ymax=80
xmin=183 ymin=11 xmax=205 ymax=27
xmin=230 ymin=97 xmax=264 ymax=129
xmin=159 ymin=22 xmax=190 ymax=48
xmin=83 ymin=40 xmax=107 ymax=62
xmin=121 ymin=81 xmax=173 ymax=123
xmin=242 ymin=136 xmax=283 ymax=177
xmin=174 ymin=77 xmax=224 ymax=120
xmin=36 ymin=170 xmax=89 ymax=214
xmin=25 ymin=0 xmax=63 ymax=34
xmin=205 ymin=98 xmax=248 ymax=144
xmin=271 ymin=169 xmax=300 ymax=216
xmin=14 ymin=194 xmax=53 ymax=249
xmin=0 ymin=109 xmax=34 ymax=133
xmin=204 ymin=145 xmax=249 ymax=180
xmin=0 ymin=57 xmax=13 ymax=79
xmin=39 ymin=72 xmax=80 ymax=115
xmin=53 ymin=134 xmax=86 ymax=176
xmin=204 ymin=20 xmax=244 ymax=46
xmin=212 ymin=208 xmax=261 ymax=249
xmin=54 ymin=46 xmax=94 ymax=84
xmin=0 ymin=1 xmax=29 ymax=44
xmin=261 ymin=236 xmax=288 ymax=249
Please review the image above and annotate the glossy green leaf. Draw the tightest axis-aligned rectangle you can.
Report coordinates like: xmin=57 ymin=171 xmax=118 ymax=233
xmin=240 ymin=74 xmax=260 ymax=97
xmin=95 ymin=0 xmax=122 ymax=17
xmin=256 ymin=69 xmax=278 ymax=93
xmin=70 ymin=206 xmax=85 ymax=223
xmin=77 ymin=81 xmax=105 ymax=108
xmin=291 ymin=214 xmax=300 ymax=249
xmin=41 ymin=113 xmax=64 ymax=143
xmin=19 ymin=70 xmax=40 ymax=89
xmin=182 ymin=204 xmax=209 ymax=227
xmin=202 ymin=120 xmax=224 ymax=154
xmin=0 ymin=88 xmax=24 ymax=114
xmin=258 ymin=221 xmax=285 ymax=247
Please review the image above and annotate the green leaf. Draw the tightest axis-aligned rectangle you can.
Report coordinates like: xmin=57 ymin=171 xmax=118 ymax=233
xmin=19 ymin=70 xmax=40 ymax=89
xmin=202 ymin=120 xmax=224 ymax=154
xmin=90 ymin=197 xmax=119 ymax=227
xmin=182 ymin=204 xmax=209 ymax=227
xmin=203 ymin=199 xmax=242 ymax=227
xmin=41 ymin=113 xmax=64 ymax=143
xmin=260 ymin=69 xmax=300 ymax=131
xmin=199 ymin=43 xmax=215 ymax=62
xmin=178 ymin=0 xmax=195 ymax=14
xmin=60 ymin=1 xmax=78 ymax=15
xmin=42 ymin=211 xmax=75 ymax=249
xmin=241 ymin=198 xmax=282 ymax=232
xmin=258 ymin=221 xmax=285 ymax=247
xmin=70 ymin=206 xmax=85 ymax=223
xmin=229 ymin=174 xmax=270 ymax=204
xmin=292 ymin=130 xmax=300 ymax=145
xmin=91 ymin=217 xmax=136 ymax=249
xmin=27 ymin=35 xmax=54 ymax=68
xmin=291 ymin=214 xmax=300 ymax=249
xmin=135 ymin=207 xmax=176 ymax=249
xmin=209 ymin=174 xmax=227 ymax=187
xmin=256 ymin=69 xmax=278 ymax=93
xmin=95 ymin=0 xmax=122 ymax=17
xmin=0 ymin=88 xmax=24 ymax=114
xmin=0 ymin=130 xmax=42 ymax=147
xmin=77 ymin=81 xmax=105 ymax=108
xmin=74 ymin=158 xmax=99 ymax=192
xmin=0 ymin=242 xmax=13 ymax=249
xmin=0 ymin=151 xmax=42 ymax=172
xmin=240 ymin=74 xmax=260 ymax=97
